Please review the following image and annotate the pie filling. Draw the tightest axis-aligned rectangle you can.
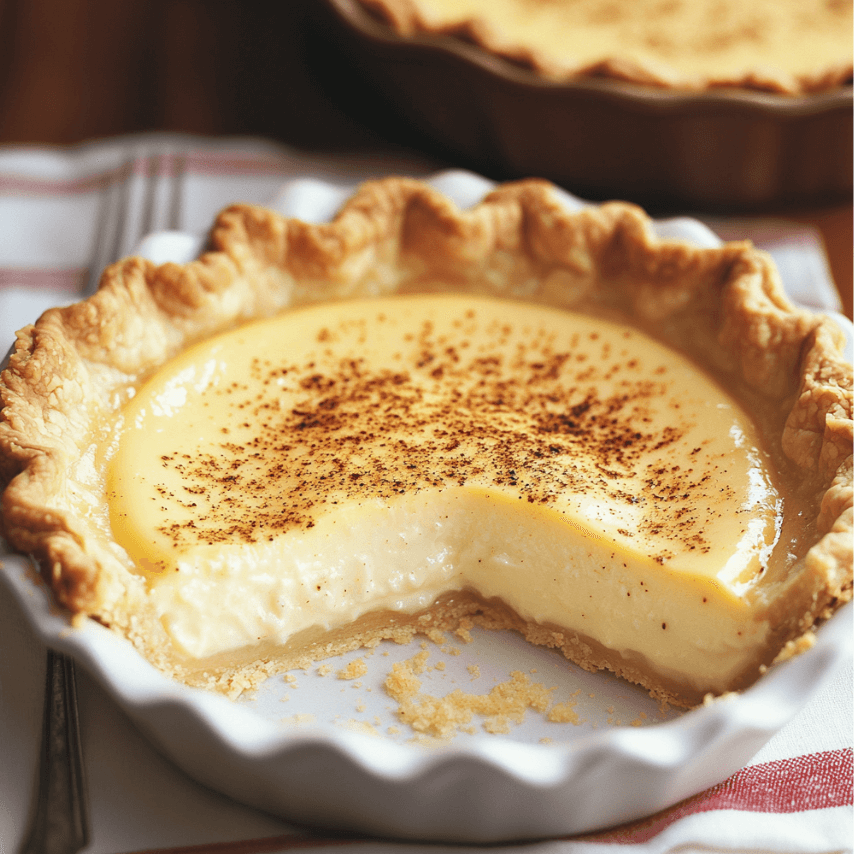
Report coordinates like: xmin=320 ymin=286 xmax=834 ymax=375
xmin=104 ymin=293 xmax=783 ymax=700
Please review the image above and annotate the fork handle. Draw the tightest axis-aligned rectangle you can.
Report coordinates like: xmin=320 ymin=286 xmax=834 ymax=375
xmin=20 ymin=650 xmax=89 ymax=854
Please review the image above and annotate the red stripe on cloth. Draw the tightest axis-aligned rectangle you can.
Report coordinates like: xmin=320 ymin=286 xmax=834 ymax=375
xmin=0 ymin=171 xmax=112 ymax=196
xmin=182 ymin=151 xmax=299 ymax=177
xmin=0 ymin=151 xmax=290 ymax=196
xmin=578 ymin=748 xmax=853 ymax=845
xmin=0 ymin=267 xmax=85 ymax=293
xmin=123 ymin=750 xmax=853 ymax=853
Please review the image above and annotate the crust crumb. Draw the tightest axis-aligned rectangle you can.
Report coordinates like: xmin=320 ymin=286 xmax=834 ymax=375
xmin=221 ymin=671 xmax=262 ymax=700
xmin=547 ymin=701 xmax=582 ymax=724
xmin=455 ymin=618 xmax=475 ymax=643
xmin=410 ymin=649 xmax=431 ymax=674
xmin=773 ymin=631 xmax=817 ymax=664
xmin=345 ymin=720 xmax=380 ymax=736
xmin=338 ymin=658 xmax=369 ymax=680
xmin=280 ymin=713 xmax=314 ymax=725
xmin=384 ymin=651 xmax=554 ymax=738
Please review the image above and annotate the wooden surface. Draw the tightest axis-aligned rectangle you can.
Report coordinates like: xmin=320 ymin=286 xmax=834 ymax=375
xmin=0 ymin=0 xmax=850 ymax=318
xmin=786 ymin=205 xmax=852 ymax=320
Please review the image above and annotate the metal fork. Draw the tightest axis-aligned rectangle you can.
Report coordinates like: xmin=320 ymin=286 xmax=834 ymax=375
xmin=19 ymin=148 xmax=186 ymax=854
xmin=84 ymin=150 xmax=186 ymax=296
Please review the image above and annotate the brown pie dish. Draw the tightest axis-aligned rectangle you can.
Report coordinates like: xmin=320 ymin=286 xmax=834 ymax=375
xmin=314 ymin=0 xmax=853 ymax=209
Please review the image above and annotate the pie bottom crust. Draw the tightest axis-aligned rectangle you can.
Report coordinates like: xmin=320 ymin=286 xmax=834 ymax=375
xmin=114 ymin=591 xmax=776 ymax=707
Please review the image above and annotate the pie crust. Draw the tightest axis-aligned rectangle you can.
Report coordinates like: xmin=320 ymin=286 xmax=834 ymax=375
xmin=357 ymin=0 xmax=854 ymax=95
xmin=0 ymin=177 xmax=851 ymax=705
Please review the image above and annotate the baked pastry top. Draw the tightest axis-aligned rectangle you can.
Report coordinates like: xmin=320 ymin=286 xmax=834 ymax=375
xmin=358 ymin=0 xmax=854 ymax=95
xmin=0 ymin=178 xmax=851 ymax=706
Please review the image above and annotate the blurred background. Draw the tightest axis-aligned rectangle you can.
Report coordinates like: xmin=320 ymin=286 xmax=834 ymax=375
xmin=0 ymin=0 xmax=849 ymax=316
xmin=0 ymin=1 xmax=405 ymax=157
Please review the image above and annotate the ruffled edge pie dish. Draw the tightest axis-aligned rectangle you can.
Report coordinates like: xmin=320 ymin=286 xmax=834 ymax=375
xmin=312 ymin=0 xmax=853 ymax=209
xmin=0 ymin=174 xmax=852 ymax=839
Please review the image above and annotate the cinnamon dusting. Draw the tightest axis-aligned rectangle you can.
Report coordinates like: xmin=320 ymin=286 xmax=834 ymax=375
xmin=148 ymin=304 xmax=732 ymax=563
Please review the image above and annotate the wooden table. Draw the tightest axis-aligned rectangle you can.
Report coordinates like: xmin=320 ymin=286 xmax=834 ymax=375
xmin=786 ymin=206 xmax=852 ymax=319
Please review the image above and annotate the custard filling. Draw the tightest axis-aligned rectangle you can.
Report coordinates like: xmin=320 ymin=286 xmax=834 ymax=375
xmin=105 ymin=294 xmax=781 ymax=693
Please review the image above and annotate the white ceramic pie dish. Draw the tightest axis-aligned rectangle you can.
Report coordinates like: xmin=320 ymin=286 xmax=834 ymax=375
xmin=1 ymin=172 xmax=851 ymax=843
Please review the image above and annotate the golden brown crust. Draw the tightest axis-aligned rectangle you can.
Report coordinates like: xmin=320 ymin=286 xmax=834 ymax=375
xmin=356 ymin=0 xmax=854 ymax=96
xmin=0 ymin=176 xmax=851 ymax=704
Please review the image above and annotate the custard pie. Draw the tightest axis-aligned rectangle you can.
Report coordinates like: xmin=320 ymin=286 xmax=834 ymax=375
xmin=358 ymin=0 xmax=854 ymax=94
xmin=0 ymin=178 xmax=850 ymax=706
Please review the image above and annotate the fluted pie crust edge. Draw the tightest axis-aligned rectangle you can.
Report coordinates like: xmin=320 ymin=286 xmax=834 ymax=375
xmin=0 ymin=177 xmax=850 ymax=704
